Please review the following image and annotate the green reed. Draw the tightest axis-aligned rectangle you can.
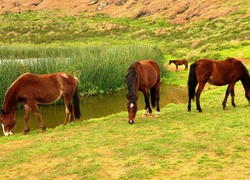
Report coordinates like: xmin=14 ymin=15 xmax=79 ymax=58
xmin=0 ymin=45 xmax=167 ymax=105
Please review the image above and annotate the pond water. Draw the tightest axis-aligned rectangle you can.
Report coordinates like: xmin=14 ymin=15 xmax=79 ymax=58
xmin=1 ymin=84 xmax=187 ymax=135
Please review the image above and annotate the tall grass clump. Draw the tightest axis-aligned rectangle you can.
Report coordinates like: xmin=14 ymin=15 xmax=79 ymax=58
xmin=64 ymin=45 xmax=167 ymax=95
xmin=0 ymin=45 xmax=167 ymax=105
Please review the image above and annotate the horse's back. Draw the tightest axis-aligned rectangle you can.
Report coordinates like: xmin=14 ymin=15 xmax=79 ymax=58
xmin=140 ymin=60 xmax=160 ymax=71
xmin=19 ymin=72 xmax=77 ymax=84
xmin=140 ymin=60 xmax=160 ymax=77
xmin=55 ymin=72 xmax=78 ymax=86
xmin=13 ymin=72 xmax=78 ymax=102
xmin=169 ymin=59 xmax=188 ymax=65
xmin=15 ymin=73 xmax=72 ymax=89
xmin=194 ymin=58 xmax=243 ymax=85
xmin=139 ymin=60 xmax=160 ymax=87
xmin=196 ymin=58 xmax=241 ymax=71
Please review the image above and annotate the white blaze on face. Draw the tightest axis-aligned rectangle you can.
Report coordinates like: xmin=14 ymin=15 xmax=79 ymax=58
xmin=1 ymin=122 xmax=5 ymax=133
xmin=130 ymin=103 xmax=134 ymax=108
xmin=2 ymin=123 xmax=8 ymax=136
xmin=2 ymin=123 xmax=13 ymax=136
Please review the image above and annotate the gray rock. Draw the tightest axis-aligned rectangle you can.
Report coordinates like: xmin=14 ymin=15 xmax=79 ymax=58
xmin=88 ymin=0 xmax=99 ymax=6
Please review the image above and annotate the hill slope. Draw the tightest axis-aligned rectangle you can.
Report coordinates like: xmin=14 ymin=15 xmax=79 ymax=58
xmin=1 ymin=0 xmax=249 ymax=23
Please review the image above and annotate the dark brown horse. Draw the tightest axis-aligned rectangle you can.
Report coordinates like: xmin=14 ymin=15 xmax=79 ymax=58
xmin=169 ymin=59 xmax=188 ymax=71
xmin=125 ymin=60 xmax=161 ymax=124
xmin=188 ymin=58 xmax=250 ymax=112
xmin=1 ymin=72 xmax=81 ymax=136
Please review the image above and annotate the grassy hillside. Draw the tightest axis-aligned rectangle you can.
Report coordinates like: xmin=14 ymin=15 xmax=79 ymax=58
xmin=0 ymin=1 xmax=250 ymax=61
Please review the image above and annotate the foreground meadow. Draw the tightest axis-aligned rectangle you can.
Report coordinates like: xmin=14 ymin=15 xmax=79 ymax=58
xmin=0 ymin=63 xmax=249 ymax=179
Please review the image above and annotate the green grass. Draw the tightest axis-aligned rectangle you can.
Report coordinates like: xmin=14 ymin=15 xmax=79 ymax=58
xmin=0 ymin=64 xmax=249 ymax=180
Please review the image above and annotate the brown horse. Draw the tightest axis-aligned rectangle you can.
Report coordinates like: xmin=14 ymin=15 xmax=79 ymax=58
xmin=169 ymin=59 xmax=188 ymax=71
xmin=1 ymin=72 xmax=81 ymax=136
xmin=125 ymin=60 xmax=161 ymax=124
xmin=188 ymin=58 xmax=250 ymax=112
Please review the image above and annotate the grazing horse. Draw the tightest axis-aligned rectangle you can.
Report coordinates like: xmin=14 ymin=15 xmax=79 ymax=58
xmin=125 ymin=60 xmax=161 ymax=124
xmin=169 ymin=59 xmax=188 ymax=71
xmin=1 ymin=72 xmax=81 ymax=136
xmin=188 ymin=58 xmax=250 ymax=112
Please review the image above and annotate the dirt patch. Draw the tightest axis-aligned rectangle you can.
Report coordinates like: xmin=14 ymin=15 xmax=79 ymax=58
xmin=167 ymin=64 xmax=188 ymax=71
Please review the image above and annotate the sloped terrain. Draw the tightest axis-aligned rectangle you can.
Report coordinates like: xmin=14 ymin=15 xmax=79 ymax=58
xmin=1 ymin=0 xmax=249 ymax=23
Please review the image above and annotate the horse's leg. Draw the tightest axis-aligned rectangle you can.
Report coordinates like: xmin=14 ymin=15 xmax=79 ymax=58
xmin=28 ymin=102 xmax=46 ymax=133
xmin=231 ymin=88 xmax=236 ymax=107
xmin=175 ymin=65 xmax=178 ymax=71
xmin=188 ymin=97 xmax=192 ymax=112
xmin=222 ymin=83 xmax=236 ymax=109
xmin=62 ymin=96 xmax=74 ymax=124
xmin=21 ymin=104 xmax=31 ymax=135
xmin=142 ymin=89 xmax=151 ymax=116
xmin=155 ymin=83 xmax=160 ymax=116
xmin=196 ymin=83 xmax=205 ymax=112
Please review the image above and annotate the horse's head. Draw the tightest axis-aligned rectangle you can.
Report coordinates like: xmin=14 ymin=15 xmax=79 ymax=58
xmin=1 ymin=110 xmax=16 ymax=136
xmin=126 ymin=94 xmax=138 ymax=124
xmin=169 ymin=60 xmax=172 ymax=65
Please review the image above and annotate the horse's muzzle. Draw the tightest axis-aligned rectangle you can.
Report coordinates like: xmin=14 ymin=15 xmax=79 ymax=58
xmin=2 ymin=123 xmax=13 ymax=136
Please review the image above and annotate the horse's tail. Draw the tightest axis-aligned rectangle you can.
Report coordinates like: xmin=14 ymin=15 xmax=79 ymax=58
xmin=188 ymin=62 xmax=198 ymax=100
xmin=150 ymin=88 xmax=156 ymax=108
xmin=186 ymin=60 xmax=188 ymax=69
xmin=73 ymin=81 xmax=81 ymax=119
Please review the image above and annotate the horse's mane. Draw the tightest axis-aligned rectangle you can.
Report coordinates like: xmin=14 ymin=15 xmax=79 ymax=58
xmin=125 ymin=61 xmax=139 ymax=103
xmin=225 ymin=58 xmax=250 ymax=86
xmin=2 ymin=73 xmax=29 ymax=112
xmin=240 ymin=61 xmax=250 ymax=88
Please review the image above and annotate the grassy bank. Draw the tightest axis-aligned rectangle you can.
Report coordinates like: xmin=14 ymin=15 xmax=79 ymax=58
xmin=0 ymin=79 xmax=249 ymax=179
xmin=0 ymin=61 xmax=249 ymax=179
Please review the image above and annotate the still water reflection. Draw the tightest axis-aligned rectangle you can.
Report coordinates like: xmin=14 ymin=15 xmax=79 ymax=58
xmin=3 ymin=85 xmax=187 ymax=135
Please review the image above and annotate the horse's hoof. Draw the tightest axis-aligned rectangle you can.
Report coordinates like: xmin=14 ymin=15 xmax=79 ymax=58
xmin=39 ymin=129 xmax=45 ymax=133
xmin=128 ymin=120 xmax=134 ymax=124
xmin=21 ymin=128 xmax=30 ymax=135
xmin=39 ymin=127 xmax=46 ymax=133
xmin=142 ymin=109 xmax=149 ymax=116
xmin=156 ymin=111 xmax=160 ymax=116
xmin=21 ymin=130 xmax=27 ymax=135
